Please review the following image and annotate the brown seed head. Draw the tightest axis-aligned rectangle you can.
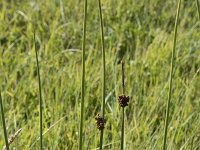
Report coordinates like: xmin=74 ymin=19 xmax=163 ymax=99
xmin=118 ymin=94 xmax=129 ymax=107
xmin=95 ymin=114 xmax=105 ymax=130
xmin=3 ymin=128 xmax=22 ymax=150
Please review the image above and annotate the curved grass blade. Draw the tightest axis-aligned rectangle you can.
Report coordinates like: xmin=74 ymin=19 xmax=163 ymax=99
xmin=79 ymin=0 xmax=87 ymax=149
xmin=163 ymin=0 xmax=182 ymax=149
xmin=0 ymin=91 xmax=9 ymax=150
xmin=98 ymin=0 xmax=106 ymax=149
xmin=29 ymin=115 xmax=67 ymax=149
xmin=34 ymin=30 xmax=43 ymax=150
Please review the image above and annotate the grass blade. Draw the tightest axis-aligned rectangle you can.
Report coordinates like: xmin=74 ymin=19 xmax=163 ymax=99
xmin=79 ymin=0 xmax=87 ymax=149
xmin=98 ymin=0 xmax=106 ymax=149
xmin=197 ymin=0 xmax=200 ymax=20
xmin=0 ymin=91 xmax=9 ymax=150
xmin=163 ymin=0 xmax=182 ymax=149
xmin=3 ymin=128 xmax=22 ymax=150
xmin=29 ymin=115 xmax=67 ymax=149
xmin=121 ymin=107 xmax=124 ymax=150
xmin=121 ymin=61 xmax=125 ymax=150
xmin=34 ymin=30 xmax=43 ymax=150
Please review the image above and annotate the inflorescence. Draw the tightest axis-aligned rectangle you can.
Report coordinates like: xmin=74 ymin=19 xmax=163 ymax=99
xmin=95 ymin=114 xmax=105 ymax=130
xmin=118 ymin=94 xmax=129 ymax=107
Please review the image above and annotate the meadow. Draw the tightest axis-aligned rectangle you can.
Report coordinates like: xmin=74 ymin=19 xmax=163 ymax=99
xmin=0 ymin=0 xmax=200 ymax=149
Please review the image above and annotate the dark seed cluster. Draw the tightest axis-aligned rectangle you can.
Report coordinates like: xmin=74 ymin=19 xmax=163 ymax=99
xmin=95 ymin=114 xmax=105 ymax=130
xmin=118 ymin=94 xmax=129 ymax=107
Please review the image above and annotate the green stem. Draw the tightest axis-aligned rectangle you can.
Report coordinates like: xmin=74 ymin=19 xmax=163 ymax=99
xmin=79 ymin=0 xmax=87 ymax=149
xmin=34 ymin=31 xmax=43 ymax=150
xmin=121 ymin=107 xmax=124 ymax=150
xmin=163 ymin=0 xmax=181 ymax=149
xmin=0 ymin=91 xmax=9 ymax=150
xmin=121 ymin=61 xmax=125 ymax=150
xmin=197 ymin=0 xmax=200 ymax=20
xmin=98 ymin=0 xmax=106 ymax=149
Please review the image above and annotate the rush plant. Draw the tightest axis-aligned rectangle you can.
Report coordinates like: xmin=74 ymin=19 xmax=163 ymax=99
xmin=118 ymin=61 xmax=129 ymax=150
xmin=79 ymin=0 xmax=87 ymax=149
xmin=197 ymin=0 xmax=200 ymax=20
xmin=163 ymin=0 xmax=182 ymax=149
xmin=98 ymin=0 xmax=106 ymax=149
xmin=34 ymin=30 xmax=43 ymax=150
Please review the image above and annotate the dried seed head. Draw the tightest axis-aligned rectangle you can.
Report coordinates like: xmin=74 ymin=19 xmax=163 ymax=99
xmin=95 ymin=114 xmax=105 ymax=130
xmin=3 ymin=128 xmax=22 ymax=150
xmin=118 ymin=94 xmax=129 ymax=107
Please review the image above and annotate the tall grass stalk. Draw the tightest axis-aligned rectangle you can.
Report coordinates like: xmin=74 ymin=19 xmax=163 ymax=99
xmin=98 ymin=0 xmax=106 ymax=149
xmin=0 ymin=91 xmax=9 ymax=150
xmin=34 ymin=30 xmax=43 ymax=150
xmin=79 ymin=0 xmax=87 ymax=149
xmin=163 ymin=0 xmax=182 ymax=149
xmin=121 ymin=108 xmax=124 ymax=150
xmin=197 ymin=0 xmax=200 ymax=20
xmin=121 ymin=61 xmax=125 ymax=150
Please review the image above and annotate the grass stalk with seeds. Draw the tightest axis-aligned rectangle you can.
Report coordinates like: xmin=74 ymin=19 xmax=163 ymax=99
xmin=29 ymin=115 xmax=67 ymax=149
xmin=163 ymin=0 xmax=182 ymax=149
xmin=79 ymin=0 xmax=87 ymax=149
xmin=118 ymin=61 xmax=129 ymax=150
xmin=98 ymin=0 xmax=106 ymax=149
xmin=121 ymin=106 xmax=124 ymax=150
xmin=0 ymin=91 xmax=9 ymax=150
xmin=121 ymin=61 xmax=125 ymax=150
xmin=3 ymin=128 xmax=22 ymax=150
xmin=34 ymin=30 xmax=43 ymax=150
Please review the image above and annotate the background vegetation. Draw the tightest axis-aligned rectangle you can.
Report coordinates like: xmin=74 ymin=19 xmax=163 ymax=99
xmin=0 ymin=0 xmax=200 ymax=149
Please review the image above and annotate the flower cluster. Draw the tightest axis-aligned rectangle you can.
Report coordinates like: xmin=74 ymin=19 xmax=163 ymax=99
xmin=118 ymin=94 xmax=129 ymax=107
xmin=95 ymin=114 xmax=105 ymax=130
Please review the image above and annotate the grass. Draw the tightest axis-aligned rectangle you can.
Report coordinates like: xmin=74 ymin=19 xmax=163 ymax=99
xmin=163 ymin=0 xmax=182 ymax=149
xmin=79 ymin=0 xmax=87 ymax=149
xmin=0 ymin=0 xmax=200 ymax=149
xmin=121 ymin=107 xmax=124 ymax=150
xmin=197 ymin=0 xmax=200 ymax=20
xmin=118 ymin=61 xmax=129 ymax=150
xmin=34 ymin=30 xmax=43 ymax=149
xmin=0 ymin=91 xmax=9 ymax=150
xmin=98 ymin=0 xmax=106 ymax=149
xmin=120 ymin=61 xmax=125 ymax=150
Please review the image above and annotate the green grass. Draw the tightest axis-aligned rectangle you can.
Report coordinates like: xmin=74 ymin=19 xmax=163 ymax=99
xmin=98 ymin=0 xmax=106 ymax=149
xmin=34 ymin=30 xmax=43 ymax=150
xmin=0 ymin=0 xmax=200 ymax=149
xmin=120 ymin=61 xmax=125 ymax=150
xmin=0 ymin=91 xmax=9 ymax=150
xmin=197 ymin=0 xmax=200 ymax=20
xmin=79 ymin=0 xmax=87 ymax=149
xmin=163 ymin=0 xmax=182 ymax=149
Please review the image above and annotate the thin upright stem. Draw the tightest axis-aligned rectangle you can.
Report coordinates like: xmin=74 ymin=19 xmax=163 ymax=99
xmin=121 ymin=61 xmax=125 ymax=150
xmin=122 ymin=61 xmax=125 ymax=95
xmin=98 ymin=0 xmax=106 ymax=149
xmin=0 ymin=91 xmax=9 ymax=150
xmin=197 ymin=0 xmax=200 ymax=20
xmin=121 ymin=107 xmax=124 ymax=150
xmin=79 ymin=0 xmax=87 ymax=149
xmin=163 ymin=0 xmax=182 ymax=149
xmin=34 ymin=31 xmax=43 ymax=150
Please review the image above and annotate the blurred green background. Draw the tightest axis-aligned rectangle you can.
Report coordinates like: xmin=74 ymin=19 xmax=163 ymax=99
xmin=0 ymin=0 xmax=200 ymax=149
